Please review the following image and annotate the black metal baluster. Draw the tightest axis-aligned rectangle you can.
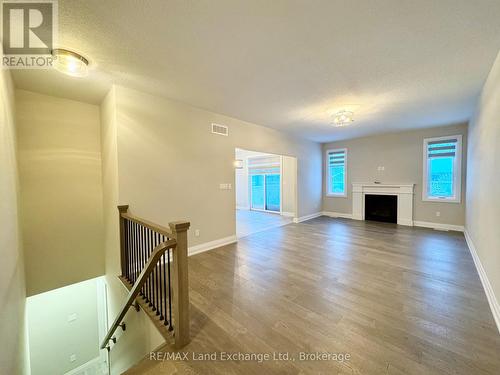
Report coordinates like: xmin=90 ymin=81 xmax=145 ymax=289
xmin=131 ymin=222 xmax=135 ymax=283
xmin=129 ymin=220 xmax=133 ymax=283
xmin=148 ymin=230 xmax=153 ymax=307
xmin=135 ymin=223 xmax=139 ymax=283
xmin=167 ymin=247 xmax=172 ymax=330
xmin=143 ymin=226 xmax=147 ymax=295
xmin=152 ymin=233 xmax=157 ymax=311
xmin=125 ymin=220 xmax=131 ymax=282
xmin=123 ymin=219 xmax=128 ymax=280
xmin=137 ymin=224 xmax=141 ymax=283
xmin=155 ymin=233 xmax=160 ymax=315
xmin=125 ymin=220 xmax=129 ymax=281
xmin=140 ymin=225 xmax=144 ymax=296
xmin=158 ymin=250 xmax=164 ymax=321
xmin=143 ymin=226 xmax=147 ymax=264
xmin=125 ymin=220 xmax=129 ymax=282
xmin=142 ymin=226 xmax=147 ymax=270
xmin=144 ymin=228 xmax=149 ymax=303
xmin=162 ymin=244 xmax=167 ymax=325
xmin=144 ymin=227 xmax=148 ymax=297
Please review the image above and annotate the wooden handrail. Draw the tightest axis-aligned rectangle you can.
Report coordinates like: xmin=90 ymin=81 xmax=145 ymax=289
xmin=100 ymin=239 xmax=177 ymax=349
xmin=120 ymin=212 xmax=173 ymax=238
xmin=106 ymin=205 xmax=191 ymax=351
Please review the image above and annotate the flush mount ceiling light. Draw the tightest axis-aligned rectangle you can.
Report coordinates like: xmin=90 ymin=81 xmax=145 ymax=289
xmin=332 ymin=110 xmax=354 ymax=127
xmin=52 ymin=49 xmax=89 ymax=77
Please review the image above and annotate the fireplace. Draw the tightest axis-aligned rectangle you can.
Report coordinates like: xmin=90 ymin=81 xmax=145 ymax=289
xmin=364 ymin=194 xmax=397 ymax=223
xmin=352 ymin=183 xmax=414 ymax=226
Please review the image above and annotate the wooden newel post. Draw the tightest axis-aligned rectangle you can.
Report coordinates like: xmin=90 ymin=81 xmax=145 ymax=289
xmin=117 ymin=205 xmax=129 ymax=277
xmin=169 ymin=220 xmax=191 ymax=348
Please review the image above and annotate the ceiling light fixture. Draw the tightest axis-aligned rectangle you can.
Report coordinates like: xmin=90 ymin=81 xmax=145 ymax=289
xmin=332 ymin=110 xmax=354 ymax=127
xmin=52 ymin=49 xmax=89 ymax=77
xmin=234 ymin=159 xmax=244 ymax=169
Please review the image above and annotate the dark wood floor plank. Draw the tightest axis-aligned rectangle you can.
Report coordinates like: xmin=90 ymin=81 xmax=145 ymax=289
xmin=126 ymin=217 xmax=500 ymax=375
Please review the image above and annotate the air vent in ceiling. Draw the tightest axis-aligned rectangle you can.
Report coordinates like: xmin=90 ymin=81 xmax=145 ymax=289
xmin=211 ymin=123 xmax=228 ymax=136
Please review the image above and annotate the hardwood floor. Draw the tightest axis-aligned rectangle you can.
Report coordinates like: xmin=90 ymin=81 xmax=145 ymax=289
xmin=126 ymin=217 xmax=500 ymax=375
xmin=236 ymin=209 xmax=292 ymax=238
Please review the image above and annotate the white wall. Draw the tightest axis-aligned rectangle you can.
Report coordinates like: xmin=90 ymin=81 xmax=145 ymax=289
xmin=26 ymin=278 xmax=101 ymax=375
xmin=0 ymin=66 xmax=28 ymax=374
xmin=235 ymin=148 xmax=251 ymax=210
xmin=114 ymin=85 xmax=321 ymax=246
xmin=465 ymin=51 xmax=500 ymax=331
xmin=99 ymin=85 xmax=321 ymax=372
xmin=16 ymin=90 xmax=105 ymax=296
xmin=282 ymin=155 xmax=297 ymax=216
xmin=322 ymin=123 xmax=468 ymax=226
xmin=100 ymin=88 xmax=164 ymax=375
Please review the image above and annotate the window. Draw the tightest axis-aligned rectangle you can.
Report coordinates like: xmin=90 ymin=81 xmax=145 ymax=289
xmin=326 ymin=148 xmax=347 ymax=196
xmin=423 ymin=135 xmax=462 ymax=202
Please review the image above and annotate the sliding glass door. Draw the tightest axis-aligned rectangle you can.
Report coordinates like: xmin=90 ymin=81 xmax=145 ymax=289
xmin=250 ymin=175 xmax=265 ymax=210
xmin=265 ymin=174 xmax=280 ymax=211
xmin=250 ymin=173 xmax=280 ymax=212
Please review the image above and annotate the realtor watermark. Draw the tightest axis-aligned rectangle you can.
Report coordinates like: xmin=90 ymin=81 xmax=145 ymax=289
xmin=150 ymin=351 xmax=352 ymax=363
xmin=1 ymin=0 xmax=58 ymax=69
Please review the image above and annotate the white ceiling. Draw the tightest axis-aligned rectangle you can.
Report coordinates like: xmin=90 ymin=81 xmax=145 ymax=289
xmin=12 ymin=0 xmax=500 ymax=142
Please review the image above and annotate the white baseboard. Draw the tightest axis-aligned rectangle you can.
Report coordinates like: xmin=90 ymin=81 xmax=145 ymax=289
xmin=188 ymin=235 xmax=237 ymax=256
xmin=464 ymin=230 xmax=500 ymax=334
xmin=398 ymin=219 xmax=414 ymax=227
xmin=321 ymin=214 xmax=462 ymax=231
xmin=236 ymin=206 xmax=250 ymax=210
xmin=414 ymin=220 xmax=464 ymax=232
xmin=322 ymin=211 xmax=353 ymax=219
xmin=292 ymin=212 xmax=323 ymax=223
xmin=64 ymin=356 xmax=105 ymax=375
xmin=281 ymin=211 xmax=295 ymax=218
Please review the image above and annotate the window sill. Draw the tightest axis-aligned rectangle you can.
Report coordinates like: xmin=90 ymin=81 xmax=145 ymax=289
xmin=326 ymin=193 xmax=347 ymax=198
xmin=422 ymin=197 xmax=461 ymax=204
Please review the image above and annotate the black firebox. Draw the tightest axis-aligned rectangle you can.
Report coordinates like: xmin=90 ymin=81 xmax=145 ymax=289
xmin=364 ymin=194 xmax=397 ymax=223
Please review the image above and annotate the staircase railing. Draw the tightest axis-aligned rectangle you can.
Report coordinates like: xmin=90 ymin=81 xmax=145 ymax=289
xmin=100 ymin=205 xmax=190 ymax=350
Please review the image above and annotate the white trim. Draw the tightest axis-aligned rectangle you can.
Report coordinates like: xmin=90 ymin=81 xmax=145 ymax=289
xmin=398 ymin=218 xmax=414 ymax=226
xmin=464 ymin=230 xmax=500 ymax=334
xmin=352 ymin=183 xmax=415 ymax=226
xmin=96 ymin=278 xmax=109 ymax=372
xmin=279 ymin=155 xmax=283 ymax=215
xmin=414 ymin=220 xmax=464 ymax=232
xmin=64 ymin=356 xmax=104 ymax=375
xmin=281 ymin=211 xmax=295 ymax=218
xmin=188 ymin=235 xmax=237 ymax=256
xmin=236 ymin=205 xmax=250 ymax=210
xmin=422 ymin=134 xmax=462 ymax=203
xmin=325 ymin=148 xmax=347 ymax=197
xmin=321 ymin=213 xmax=464 ymax=231
xmin=292 ymin=212 xmax=323 ymax=223
xmin=322 ymin=211 xmax=353 ymax=219
xmin=249 ymin=207 xmax=281 ymax=214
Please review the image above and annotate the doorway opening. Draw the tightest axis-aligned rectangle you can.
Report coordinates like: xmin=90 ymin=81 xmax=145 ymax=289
xmin=235 ymin=148 xmax=297 ymax=238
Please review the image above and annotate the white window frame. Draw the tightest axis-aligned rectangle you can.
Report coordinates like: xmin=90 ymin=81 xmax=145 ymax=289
xmin=422 ymin=134 xmax=462 ymax=203
xmin=326 ymin=148 xmax=347 ymax=197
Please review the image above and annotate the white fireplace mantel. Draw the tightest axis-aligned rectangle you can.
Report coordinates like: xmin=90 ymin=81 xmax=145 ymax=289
xmin=352 ymin=183 xmax=415 ymax=226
